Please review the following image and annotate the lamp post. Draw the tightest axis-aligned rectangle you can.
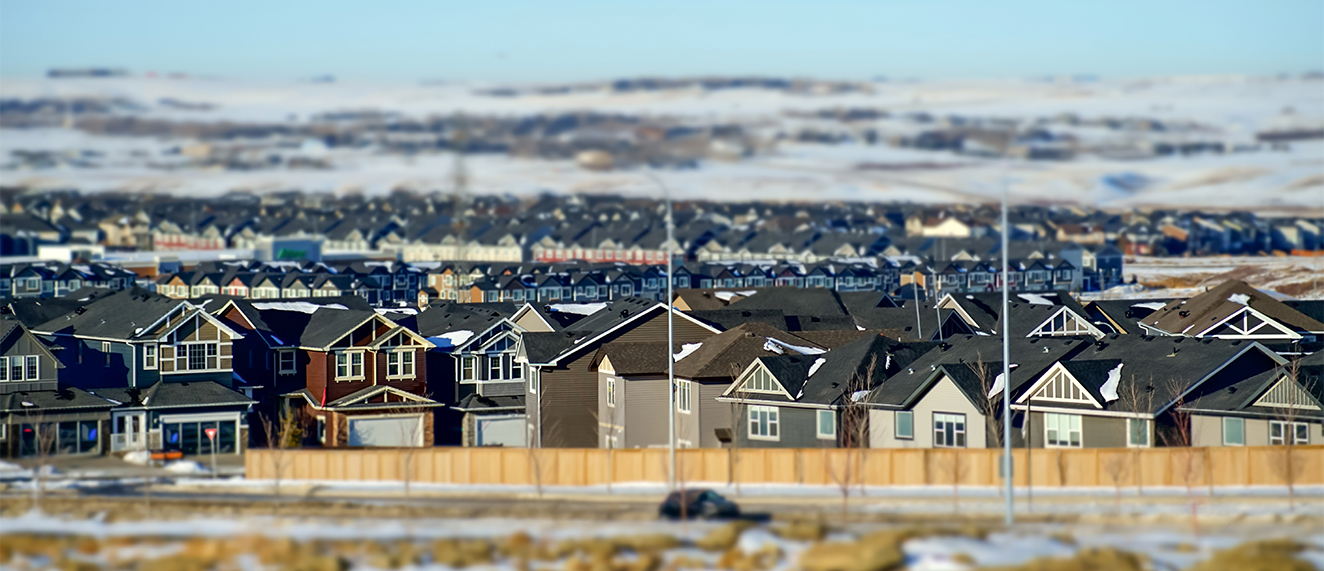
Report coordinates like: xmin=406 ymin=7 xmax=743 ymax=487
xmin=646 ymin=172 xmax=677 ymax=491
xmin=1000 ymin=179 xmax=1014 ymax=526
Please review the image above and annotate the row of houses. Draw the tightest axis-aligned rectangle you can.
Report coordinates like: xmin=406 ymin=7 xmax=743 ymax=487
xmin=4 ymin=192 xmax=1317 ymax=268
xmin=3 ymin=275 xmax=1317 ymax=459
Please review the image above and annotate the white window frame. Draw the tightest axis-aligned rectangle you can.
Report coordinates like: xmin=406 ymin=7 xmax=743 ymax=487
xmin=175 ymin=341 xmax=220 ymax=372
xmin=606 ymin=378 xmax=617 ymax=407
xmin=933 ymin=412 xmax=967 ymax=448
xmin=748 ymin=405 xmax=780 ymax=441
xmin=24 ymin=355 xmax=38 ymax=380
xmin=1222 ymin=417 xmax=1245 ymax=446
xmin=278 ymin=350 xmax=297 ymax=375
xmin=1044 ymin=412 xmax=1083 ymax=448
xmin=677 ymin=380 xmax=692 ymax=414
xmin=386 ymin=350 xmax=415 ymax=379
xmin=335 ymin=350 xmax=365 ymax=381
xmin=1269 ymin=420 xmax=1309 ymax=445
xmin=895 ymin=410 xmax=914 ymax=440
xmin=103 ymin=342 xmax=112 ymax=367
xmin=0 ymin=356 xmax=8 ymax=381
xmin=1127 ymin=418 xmax=1149 ymax=447
xmin=741 ymin=367 xmax=782 ymax=394
xmin=816 ymin=409 xmax=836 ymax=440
xmin=143 ymin=344 xmax=157 ymax=370
xmin=528 ymin=367 xmax=539 ymax=394
xmin=461 ymin=356 xmax=476 ymax=382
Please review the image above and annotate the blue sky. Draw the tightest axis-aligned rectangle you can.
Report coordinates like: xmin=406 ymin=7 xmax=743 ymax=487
xmin=2 ymin=0 xmax=1320 ymax=82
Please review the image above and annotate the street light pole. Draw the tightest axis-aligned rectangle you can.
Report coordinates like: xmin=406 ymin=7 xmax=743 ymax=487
xmin=1001 ymin=179 xmax=1014 ymax=526
xmin=647 ymin=172 xmax=677 ymax=491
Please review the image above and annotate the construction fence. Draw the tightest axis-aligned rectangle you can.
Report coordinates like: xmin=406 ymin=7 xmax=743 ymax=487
xmin=245 ymin=445 xmax=1323 ymax=488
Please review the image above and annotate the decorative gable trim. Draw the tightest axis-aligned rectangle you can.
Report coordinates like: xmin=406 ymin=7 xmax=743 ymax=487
xmin=1196 ymin=306 xmax=1301 ymax=340
xmin=1016 ymin=362 xmax=1103 ymax=408
xmin=721 ymin=360 xmax=793 ymax=399
xmin=1252 ymin=375 xmax=1321 ymax=411
xmin=1028 ymin=306 xmax=1105 ymax=339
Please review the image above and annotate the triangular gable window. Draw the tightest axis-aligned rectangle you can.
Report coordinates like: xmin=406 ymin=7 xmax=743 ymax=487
xmin=738 ymin=365 xmax=787 ymax=395
xmin=1253 ymin=376 xmax=1321 ymax=410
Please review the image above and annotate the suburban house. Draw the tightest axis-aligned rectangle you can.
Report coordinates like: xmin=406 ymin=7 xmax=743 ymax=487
xmin=1182 ymin=352 xmax=1323 ymax=447
xmin=0 ymin=318 xmax=114 ymax=459
xmin=1138 ymin=280 xmax=1324 ymax=346
xmin=719 ymin=334 xmax=936 ymax=448
xmin=1012 ymin=336 xmax=1287 ymax=449
xmin=592 ymin=341 xmax=673 ymax=449
xmin=29 ymin=288 xmax=253 ymax=455
xmin=223 ymin=301 xmax=441 ymax=448
xmin=523 ymin=298 xmax=722 ymax=448
xmin=864 ymin=337 xmax=1084 ymax=449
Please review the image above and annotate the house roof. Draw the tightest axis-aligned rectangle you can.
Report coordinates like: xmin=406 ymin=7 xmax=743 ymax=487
xmin=674 ymin=322 xmax=824 ymax=380
xmin=31 ymin=287 xmax=182 ymax=340
xmin=90 ymin=380 xmax=254 ymax=410
xmin=1182 ymin=352 xmax=1324 ymax=418
xmin=726 ymin=288 xmax=849 ymax=317
xmin=1144 ymin=280 xmax=1324 ymax=335
xmin=595 ymin=342 xmax=673 ymax=376
xmin=0 ymin=385 xmax=113 ymax=413
xmin=453 ymin=393 xmax=525 ymax=412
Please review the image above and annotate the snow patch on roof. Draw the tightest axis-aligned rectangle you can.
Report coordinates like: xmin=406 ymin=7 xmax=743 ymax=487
xmin=252 ymin=301 xmax=348 ymax=314
xmin=428 ymin=330 xmax=475 ymax=349
xmin=376 ymin=307 xmax=418 ymax=315
xmin=549 ymin=302 xmax=608 ymax=316
xmin=763 ymin=338 xmax=826 ymax=356
xmin=1017 ymin=293 xmax=1055 ymax=306
xmin=986 ymin=364 xmax=1019 ymax=398
xmin=850 ymin=390 xmax=870 ymax=403
xmin=713 ymin=290 xmax=758 ymax=302
xmin=808 ymin=357 xmax=827 ymax=378
xmin=673 ymin=342 xmax=703 ymax=362
xmin=1101 ymin=362 xmax=1124 ymax=402
xmin=1228 ymin=293 xmax=1251 ymax=305
xmin=1131 ymin=302 xmax=1167 ymax=311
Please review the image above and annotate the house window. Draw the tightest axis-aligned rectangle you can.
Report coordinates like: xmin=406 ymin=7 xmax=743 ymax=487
xmin=748 ymin=406 xmax=779 ymax=440
xmin=188 ymin=345 xmax=207 ymax=370
xmin=24 ymin=356 xmax=37 ymax=380
xmin=1044 ymin=413 xmax=1082 ymax=447
xmin=1222 ymin=417 xmax=1245 ymax=446
xmin=279 ymin=351 xmax=296 ymax=374
xmin=742 ymin=367 xmax=780 ymax=393
xmin=528 ymin=368 xmax=539 ymax=394
xmin=143 ymin=345 xmax=157 ymax=370
xmin=677 ymin=380 xmax=692 ymax=413
xmin=1269 ymin=421 xmax=1309 ymax=445
xmin=896 ymin=411 xmax=914 ymax=440
xmin=461 ymin=356 xmax=476 ymax=381
xmin=335 ymin=351 xmax=364 ymax=380
xmin=0 ymin=357 xmax=7 ymax=381
xmin=606 ymin=378 xmax=617 ymax=407
xmin=817 ymin=410 xmax=836 ymax=440
xmin=387 ymin=351 xmax=415 ymax=379
xmin=934 ymin=413 xmax=966 ymax=448
xmin=1127 ymin=418 xmax=1148 ymax=447
xmin=489 ymin=355 xmax=503 ymax=380
xmin=103 ymin=342 xmax=112 ymax=367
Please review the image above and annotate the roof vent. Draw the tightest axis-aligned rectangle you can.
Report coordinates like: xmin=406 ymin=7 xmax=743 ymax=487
xmin=908 ymin=367 xmax=914 ymax=374
xmin=1179 ymin=311 xmax=1189 ymax=318
xmin=1043 ymin=346 xmax=1050 ymax=353
xmin=620 ymin=309 xmax=630 ymax=318
xmin=930 ymin=364 xmax=936 ymax=371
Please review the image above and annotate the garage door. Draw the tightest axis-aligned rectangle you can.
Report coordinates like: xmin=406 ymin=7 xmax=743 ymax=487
xmin=348 ymin=415 xmax=422 ymax=447
xmin=476 ymin=416 xmax=526 ymax=447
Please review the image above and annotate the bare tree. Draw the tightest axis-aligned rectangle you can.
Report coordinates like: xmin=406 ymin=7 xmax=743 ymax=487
xmin=23 ymin=409 xmax=59 ymax=511
xmin=1101 ymin=450 xmax=1130 ymax=514
xmin=528 ymin=418 xmax=561 ymax=499
xmin=260 ymin=405 xmax=301 ymax=515
xmin=727 ymin=362 xmax=747 ymax=496
xmin=842 ymin=355 xmax=877 ymax=496
xmin=1268 ymin=357 xmax=1310 ymax=511
xmin=967 ymin=352 xmax=1003 ymax=448
xmin=823 ymin=445 xmax=854 ymax=518
xmin=1159 ymin=377 xmax=1202 ymax=537
xmin=1117 ymin=376 xmax=1156 ymax=497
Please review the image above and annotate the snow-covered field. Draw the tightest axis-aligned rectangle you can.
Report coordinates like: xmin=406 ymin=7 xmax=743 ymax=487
xmin=2 ymin=75 xmax=1322 ymax=211
xmin=1092 ymin=255 xmax=1324 ymax=300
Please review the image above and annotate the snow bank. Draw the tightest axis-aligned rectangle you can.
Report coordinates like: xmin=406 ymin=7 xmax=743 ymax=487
xmin=163 ymin=460 xmax=207 ymax=474
xmin=122 ymin=451 xmax=151 ymax=466
xmin=0 ymin=460 xmax=22 ymax=472
xmin=673 ymin=343 xmax=702 ymax=362
xmin=549 ymin=303 xmax=608 ymax=316
xmin=252 ymin=301 xmax=348 ymax=314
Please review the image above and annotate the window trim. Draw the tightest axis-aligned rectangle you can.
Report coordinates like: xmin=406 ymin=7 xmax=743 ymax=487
xmin=278 ymin=350 xmax=297 ymax=375
xmin=1269 ymin=420 xmax=1310 ymax=446
xmin=816 ymin=409 xmax=837 ymax=440
xmin=103 ymin=341 xmax=112 ymax=367
xmin=895 ymin=410 xmax=914 ymax=440
xmin=334 ymin=350 xmax=366 ymax=381
xmin=0 ymin=356 xmax=7 ymax=381
xmin=748 ymin=405 xmax=780 ymax=441
xmin=677 ymin=380 xmax=692 ymax=414
xmin=1044 ymin=412 xmax=1083 ymax=448
xmin=1127 ymin=418 xmax=1149 ymax=448
xmin=933 ymin=412 xmax=967 ymax=448
xmin=606 ymin=378 xmax=617 ymax=407
xmin=1222 ymin=417 xmax=1245 ymax=446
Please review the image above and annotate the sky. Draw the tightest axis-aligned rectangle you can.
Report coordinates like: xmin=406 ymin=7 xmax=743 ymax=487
xmin=1 ymin=0 xmax=1321 ymax=83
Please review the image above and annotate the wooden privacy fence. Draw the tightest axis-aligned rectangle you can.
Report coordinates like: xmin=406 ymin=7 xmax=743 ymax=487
xmin=245 ymin=445 xmax=1323 ymax=488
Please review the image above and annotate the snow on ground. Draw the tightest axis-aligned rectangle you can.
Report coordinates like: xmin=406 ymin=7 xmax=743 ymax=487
xmin=2 ymin=75 xmax=1321 ymax=210
xmin=1086 ymin=255 xmax=1324 ymax=300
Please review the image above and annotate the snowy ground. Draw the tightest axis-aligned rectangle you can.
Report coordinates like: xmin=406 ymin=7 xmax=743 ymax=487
xmin=1085 ymin=255 xmax=1324 ymax=300
xmin=2 ymin=75 xmax=1322 ymax=211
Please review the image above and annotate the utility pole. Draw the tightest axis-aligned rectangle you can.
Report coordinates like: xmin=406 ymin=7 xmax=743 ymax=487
xmin=1001 ymin=178 xmax=1014 ymax=526
xmin=450 ymin=114 xmax=470 ymax=301
xmin=647 ymin=172 xmax=677 ymax=490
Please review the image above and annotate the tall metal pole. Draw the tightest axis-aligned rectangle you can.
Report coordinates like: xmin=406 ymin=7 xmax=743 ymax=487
xmin=1001 ymin=180 xmax=1014 ymax=526
xmin=648 ymin=173 xmax=677 ymax=490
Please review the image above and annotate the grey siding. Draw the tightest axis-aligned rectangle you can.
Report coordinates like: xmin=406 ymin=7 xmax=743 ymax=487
xmin=621 ymin=375 xmax=669 ymax=448
xmin=870 ymin=375 xmax=986 ymax=449
xmin=696 ymin=380 xmax=732 ymax=448
xmin=737 ymin=405 xmax=824 ymax=449
xmin=1081 ymin=415 xmax=1126 ymax=448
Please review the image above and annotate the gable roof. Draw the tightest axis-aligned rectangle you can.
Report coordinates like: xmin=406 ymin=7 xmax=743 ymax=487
xmin=673 ymin=322 xmax=824 ymax=380
xmin=0 ymin=385 xmax=113 ymax=413
xmin=1143 ymin=280 xmax=1324 ymax=336
xmin=31 ymin=287 xmax=182 ymax=340
xmin=1182 ymin=352 xmax=1324 ymax=418
xmin=90 ymin=380 xmax=254 ymax=410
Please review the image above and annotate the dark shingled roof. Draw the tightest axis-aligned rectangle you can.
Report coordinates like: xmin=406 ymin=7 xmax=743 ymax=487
xmin=453 ymin=393 xmax=525 ymax=412
xmin=0 ymin=385 xmax=114 ymax=413
xmin=90 ymin=381 xmax=254 ymax=409
xmin=794 ymin=335 xmax=939 ymax=406
xmin=686 ymin=308 xmax=788 ymax=331
xmin=417 ymin=304 xmax=504 ymax=338
xmin=594 ymin=342 xmax=674 ymax=375
xmin=31 ymin=287 xmax=181 ymax=340
xmin=726 ymin=288 xmax=849 ymax=317
xmin=674 ymin=323 xmax=823 ymax=380
xmin=1182 ymin=352 xmax=1324 ymax=418
xmin=1144 ymin=280 xmax=1324 ymax=336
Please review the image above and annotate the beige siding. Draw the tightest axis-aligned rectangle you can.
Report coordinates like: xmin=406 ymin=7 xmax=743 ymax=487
xmin=1192 ymin=415 xmax=1223 ymax=447
xmin=870 ymin=375 xmax=985 ymax=449
xmin=515 ymin=312 xmax=555 ymax=333
xmin=1081 ymin=415 xmax=1127 ymax=448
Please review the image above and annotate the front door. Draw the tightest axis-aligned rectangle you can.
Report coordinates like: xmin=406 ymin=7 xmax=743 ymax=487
xmin=112 ymin=412 xmax=147 ymax=452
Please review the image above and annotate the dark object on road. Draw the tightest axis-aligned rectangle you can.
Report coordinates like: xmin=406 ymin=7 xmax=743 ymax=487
xmin=658 ymin=488 xmax=740 ymax=520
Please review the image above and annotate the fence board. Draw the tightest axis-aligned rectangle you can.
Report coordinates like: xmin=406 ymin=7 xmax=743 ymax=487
xmin=244 ymin=445 xmax=1324 ymax=487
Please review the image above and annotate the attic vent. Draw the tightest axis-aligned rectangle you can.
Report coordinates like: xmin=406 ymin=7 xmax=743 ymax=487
xmin=1179 ymin=311 xmax=1190 ymax=318
xmin=744 ymin=332 xmax=754 ymax=337
xmin=1042 ymin=346 xmax=1050 ymax=353
xmin=908 ymin=368 xmax=914 ymax=374
xmin=620 ymin=309 xmax=630 ymax=318
xmin=930 ymin=364 xmax=936 ymax=371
